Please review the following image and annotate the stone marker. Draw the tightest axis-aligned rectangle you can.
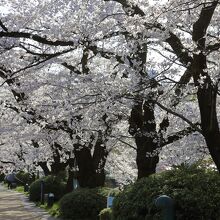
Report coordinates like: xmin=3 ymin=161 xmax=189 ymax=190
xmin=155 ymin=195 xmax=174 ymax=220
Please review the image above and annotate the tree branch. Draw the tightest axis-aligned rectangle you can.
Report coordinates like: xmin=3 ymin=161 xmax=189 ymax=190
xmin=0 ymin=160 xmax=15 ymax=165
xmin=0 ymin=20 xmax=8 ymax=32
xmin=155 ymin=100 xmax=202 ymax=133
xmin=192 ymin=1 xmax=218 ymax=47
xmin=162 ymin=123 xmax=200 ymax=146
xmin=104 ymin=0 xmax=192 ymax=66
xmin=61 ymin=62 xmax=81 ymax=74
xmin=206 ymin=42 xmax=220 ymax=53
xmin=0 ymin=31 xmax=77 ymax=46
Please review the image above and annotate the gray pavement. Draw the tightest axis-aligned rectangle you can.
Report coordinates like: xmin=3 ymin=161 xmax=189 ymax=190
xmin=0 ymin=184 xmax=59 ymax=220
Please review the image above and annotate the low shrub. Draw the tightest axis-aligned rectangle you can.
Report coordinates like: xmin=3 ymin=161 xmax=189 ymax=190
xmin=29 ymin=175 xmax=65 ymax=202
xmin=0 ymin=173 xmax=5 ymax=182
xmin=112 ymin=163 xmax=220 ymax=220
xmin=95 ymin=187 xmax=112 ymax=197
xmin=108 ymin=188 xmax=120 ymax=197
xmin=99 ymin=208 xmax=112 ymax=220
xmin=93 ymin=187 xmax=120 ymax=198
xmin=16 ymin=171 xmax=35 ymax=185
xmin=48 ymin=203 xmax=61 ymax=217
xmin=59 ymin=188 xmax=106 ymax=220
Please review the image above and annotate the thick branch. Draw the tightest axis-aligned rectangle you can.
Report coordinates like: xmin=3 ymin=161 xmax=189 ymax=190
xmin=206 ymin=42 xmax=220 ymax=53
xmin=81 ymin=48 xmax=90 ymax=75
xmin=0 ymin=160 xmax=15 ymax=165
xmin=174 ymin=66 xmax=193 ymax=97
xmin=166 ymin=32 xmax=193 ymax=65
xmin=162 ymin=124 xmax=200 ymax=146
xmin=155 ymin=100 xmax=202 ymax=133
xmin=193 ymin=1 xmax=218 ymax=47
xmin=0 ymin=31 xmax=77 ymax=46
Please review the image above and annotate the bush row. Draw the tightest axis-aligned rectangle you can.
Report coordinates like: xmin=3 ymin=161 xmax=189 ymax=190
xmin=29 ymin=163 xmax=220 ymax=220
xmin=16 ymin=171 xmax=35 ymax=185
xmin=29 ymin=175 xmax=65 ymax=202
xmin=59 ymin=188 xmax=106 ymax=220
xmin=112 ymin=164 xmax=220 ymax=220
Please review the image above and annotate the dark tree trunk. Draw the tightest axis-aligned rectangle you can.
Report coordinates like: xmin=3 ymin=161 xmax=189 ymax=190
xmin=135 ymin=136 xmax=159 ymax=178
xmin=50 ymin=143 xmax=68 ymax=175
xmin=92 ymin=133 xmax=108 ymax=186
xmin=63 ymin=158 xmax=75 ymax=193
xmin=38 ymin=162 xmax=51 ymax=176
xmin=192 ymin=10 xmax=220 ymax=171
xmin=74 ymin=136 xmax=108 ymax=188
xmin=65 ymin=169 xmax=74 ymax=193
xmin=129 ymin=99 xmax=159 ymax=179
xmin=127 ymin=37 xmax=161 ymax=178
xmin=194 ymin=64 xmax=220 ymax=171
xmin=196 ymin=80 xmax=220 ymax=171
xmin=50 ymin=162 xmax=67 ymax=175
xmin=74 ymin=146 xmax=96 ymax=187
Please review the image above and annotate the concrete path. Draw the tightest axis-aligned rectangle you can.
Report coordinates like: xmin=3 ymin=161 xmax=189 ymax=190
xmin=0 ymin=184 xmax=58 ymax=220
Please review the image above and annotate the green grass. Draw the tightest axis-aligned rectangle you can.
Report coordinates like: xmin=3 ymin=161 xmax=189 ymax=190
xmin=14 ymin=185 xmax=29 ymax=195
xmin=15 ymin=186 xmax=24 ymax=193
xmin=38 ymin=202 xmax=61 ymax=217
xmin=48 ymin=203 xmax=61 ymax=217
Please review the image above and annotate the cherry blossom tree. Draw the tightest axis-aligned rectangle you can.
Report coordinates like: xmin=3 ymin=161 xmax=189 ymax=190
xmin=0 ymin=0 xmax=219 ymax=186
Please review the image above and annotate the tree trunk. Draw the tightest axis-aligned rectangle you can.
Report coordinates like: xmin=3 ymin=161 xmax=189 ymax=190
xmin=50 ymin=143 xmax=68 ymax=175
xmin=74 ymin=146 xmax=95 ymax=187
xmin=65 ymin=169 xmax=74 ymax=193
xmin=74 ymin=139 xmax=108 ymax=188
xmin=193 ymin=49 xmax=220 ymax=171
xmin=129 ymin=99 xmax=159 ymax=179
xmin=190 ymin=0 xmax=220 ymax=171
xmin=135 ymin=136 xmax=159 ymax=178
xmin=196 ymin=76 xmax=220 ymax=171
xmin=38 ymin=162 xmax=51 ymax=176
xmin=92 ymin=133 xmax=108 ymax=186
xmin=50 ymin=162 xmax=67 ymax=175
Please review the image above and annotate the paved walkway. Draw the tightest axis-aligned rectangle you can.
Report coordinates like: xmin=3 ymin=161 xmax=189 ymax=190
xmin=0 ymin=184 xmax=58 ymax=220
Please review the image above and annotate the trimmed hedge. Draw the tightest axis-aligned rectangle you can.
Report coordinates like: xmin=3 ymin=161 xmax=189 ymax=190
xmin=29 ymin=175 xmax=65 ymax=202
xmin=112 ymin=164 xmax=220 ymax=220
xmin=16 ymin=171 xmax=35 ymax=185
xmin=59 ymin=188 xmax=106 ymax=220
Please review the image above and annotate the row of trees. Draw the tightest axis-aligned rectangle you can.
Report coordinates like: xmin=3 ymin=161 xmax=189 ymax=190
xmin=0 ymin=0 xmax=220 ymax=188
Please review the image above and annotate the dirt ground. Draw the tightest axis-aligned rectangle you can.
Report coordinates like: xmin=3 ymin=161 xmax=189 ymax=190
xmin=0 ymin=185 xmax=58 ymax=220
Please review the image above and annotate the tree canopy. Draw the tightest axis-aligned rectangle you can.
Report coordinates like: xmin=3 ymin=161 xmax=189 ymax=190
xmin=0 ymin=0 xmax=220 ymax=185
